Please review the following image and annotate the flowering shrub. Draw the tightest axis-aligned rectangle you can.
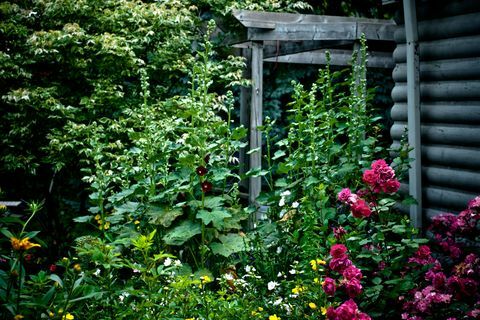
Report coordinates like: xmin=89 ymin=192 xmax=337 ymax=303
xmin=401 ymin=196 xmax=480 ymax=320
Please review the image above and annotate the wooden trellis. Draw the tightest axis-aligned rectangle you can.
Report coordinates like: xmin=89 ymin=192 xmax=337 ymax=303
xmin=231 ymin=10 xmax=398 ymax=219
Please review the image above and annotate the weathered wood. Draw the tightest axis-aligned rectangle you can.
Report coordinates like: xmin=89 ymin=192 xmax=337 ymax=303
xmin=393 ymin=35 xmax=480 ymax=62
xmin=404 ymin=0 xmax=422 ymax=229
xmin=247 ymin=21 xmax=396 ymax=42
xmin=239 ymin=48 xmax=251 ymax=190
xmin=249 ymin=42 xmax=263 ymax=212
xmin=391 ymin=81 xmax=480 ymax=102
xmin=391 ymin=123 xmax=480 ymax=147
xmin=393 ymin=57 xmax=480 ymax=81
xmin=263 ymin=49 xmax=394 ymax=68
xmin=395 ymin=12 xmax=480 ymax=42
xmin=391 ymin=141 xmax=480 ymax=170
xmin=391 ymin=102 xmax=480 ymax=124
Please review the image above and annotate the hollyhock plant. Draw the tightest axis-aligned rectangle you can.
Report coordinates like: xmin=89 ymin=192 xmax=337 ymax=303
xmin=362 ymin=159 xmax=400 ymax=194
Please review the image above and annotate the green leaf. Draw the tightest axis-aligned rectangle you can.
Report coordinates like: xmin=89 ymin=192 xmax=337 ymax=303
xmin=113 ymin=202 xmax=140 ymax=216
xmin=210 ymin=233 xmax=248 ymax=257
xmin=49 ymin=274 xmax=63 ymax=288
xmin=147 ymin=206 xmax=183 ymax=228
xmin=73 ymin=215 xmax=93 ymax=223
xmin=163 ymin=221 xmax=202 ymax=246
xmin=203 ymin=196 xmax=225 ymax=209
xmin=272 ymin=150 xmax=286 ymax=160
xmin=196 ymin=209 xmax=231 ymax=229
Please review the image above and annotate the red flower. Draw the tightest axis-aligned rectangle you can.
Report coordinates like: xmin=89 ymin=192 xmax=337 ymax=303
xmin=196 ymin=166 xmax=208 ymax=176
xmin=322 ymin=277 xmax=336 ymax=296
xmin=329 ymin=257 xmax=352 ymax=273
xmin=49 ymin=264 xmax=57 ymax=272
xmin=351 ymin=199 xmax=371 ymax=218
xmin=201 ymin=181 xmax=213 ymax=193
xmin=343 ymin=265 xmax=362 ymax=280
xmin=330 ymin=244 xmax=348 ymax=259
xmin=345 ymin=278 xmax=363 ymax=298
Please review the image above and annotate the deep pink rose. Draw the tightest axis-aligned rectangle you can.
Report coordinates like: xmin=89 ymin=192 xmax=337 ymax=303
xmin=362 ymin=169 xmax=377 ymax=187
xmin=384 ymin=179 xmax=400 ymax=193
xmin=329 ymin=257 xmax=352 ymax=273
xmin=337 ymin=188 xmax=352 ymax=203
xmin=335 ymin=299 xmax=358 ymax=320
xmin=330 ymin=244 xmax=348 ymax=259
xmin=416 ymin=245 xmax=431 ymax=259
xmin=326 ymin=307 xmax=337 ymax=320
xmin=333 ymin=226 xmax=347 ymax=240
xmin=345 ymin=278 xmax=363 ymax=298
xmin=322 ymin=277 xmax=336 ymax=296
xmin=357 ymin=312 xmax=372 ymax=320
xmin=432 ymin=272 xmax=446 ymax=290
xmin=343 ymin=265 xmax=362 ymax=280
xmin=351 ymin=199 xmax=371 ymax=218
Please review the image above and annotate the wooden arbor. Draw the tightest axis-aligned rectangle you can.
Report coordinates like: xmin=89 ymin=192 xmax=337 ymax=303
xmin=231 ymin=10 xmax=397 ymax=211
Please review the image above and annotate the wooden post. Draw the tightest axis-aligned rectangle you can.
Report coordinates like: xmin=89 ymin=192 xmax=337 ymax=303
xmin=403 ymin=0 xmax=422 ymax=229
xmin=239 ymin=47 xmax=251 ymax=190
xmin=249 ymin=42 xmax=263 ymax=213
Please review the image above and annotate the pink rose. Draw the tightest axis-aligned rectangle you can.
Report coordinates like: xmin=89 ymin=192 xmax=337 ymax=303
xmin=335 ymin=299 xmax=358 ymax=320
xmin=337 ymin=188 xmax=352 ymax=203
xmin=329 ymin=257 xmax=352 ymax=273
xmin=330 ymin=244 xmax=348 ymax=259
xmin=322 ymin=277 xmax=336 ymax=296
xmin=343 ymin=265 xmax=363 ymax=280
xmin=345 ymin=278 xmax=363 ymax=298
xmin=351 ymin=199 xmax=372 ymax=218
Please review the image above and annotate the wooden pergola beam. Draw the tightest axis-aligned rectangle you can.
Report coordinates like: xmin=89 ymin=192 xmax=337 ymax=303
xmin=263 ymin=49 xmax=395 ymax=68
xmin=233 ymin=10 xmax=396 ymax=42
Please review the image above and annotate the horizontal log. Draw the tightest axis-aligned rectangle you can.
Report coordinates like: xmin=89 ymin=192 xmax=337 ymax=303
xmin=263 ymin=49 xmax=394 ymax=68
xmin=392 ymin=142 xmax=480 ymax=170
xmin=423 ymin=166 xmax=480 ymax=191
xmin=390 ymin=102 xmax=480 ymax=123
xmin=393 ymin=58 xmax=480 ymax=82
xmin=424 ymin=185 xmax=478 ymax=211
xmin=395 ymin=0 xmax=480 ymax=24
xmin=395 ymin=12 xmax=480 ymax=42
xmin=391 ymin=81 xmax=480 ymax=102
xmin=391 ymin=123 xmax=480 ymax=147
xmin=393 ymin=35 xmax=480 ymax=63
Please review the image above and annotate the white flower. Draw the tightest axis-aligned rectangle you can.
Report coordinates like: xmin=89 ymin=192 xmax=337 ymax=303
xmin=277 ymin=272 xmax=283 ymax=278
xmin=289 ymin=269 xmax=296 ymax=275
xmin=224 ymin=273 xmax=234 ymax=281
xmin=174 ymin=259 xmax=182 ymax=267
xmin=273 ymin=298 xmax=283 ymax=306
xmin=93 ymin=268 xmax=101 ymax=276
xmin=292 ymin=201 xmax=299 ymax=209
xmin=267 ymin=281 xmax=278 ymax=291
xmin=245 ymin=265 xmax=255 ymax=273
xmin=279 ymin=197 xmax=286 ymax=207
xmin=280 ymin=190 xmax=291 ymax=197
xmin=163 ymin=258 xmax=172 ymax=267
xmin=276 ymin=246 xmax=283 ymax=254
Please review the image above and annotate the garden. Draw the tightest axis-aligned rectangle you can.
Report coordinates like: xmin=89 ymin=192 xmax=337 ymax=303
xmin=1 ymin=0 xmax=479 ymax=319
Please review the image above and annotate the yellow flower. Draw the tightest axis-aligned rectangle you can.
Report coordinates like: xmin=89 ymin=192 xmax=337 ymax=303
xmin=310 ymin=259 xmax=318 ymax=271
xmin=269 ymin=315 xmax=280 ymax=320
xmin=321 ymin=306 xmax=327 ymax=315
xmin=316 ymin=259 xmax=326 ymax=266
xmin=185 ymin=318 xmax=195 ymax=320
xmin=308 ymin=302 xmax=317 ymax=309
xmin=134 ymin=220 xmax=140 ymax=225
xmin=291 ymin=285 xmax=306 ymax=295
xmin=48 ymin=312 xmax=55 ymax=318
xmin=73 ymin=263 xmax=81 ymax=272
xmin=258 ymin=307 xmax=263 ymax=311
xmin=62 ymin=314 xmax=74 ymax=320
xmin=94 ymin=214 xmax=101 ymax=220
xmin=314 ymin=277 xmax=320 ymax=284
xmin=200 ymin=275 xmax=212 ymax=284
xmin=14 ymin=315 xmax=24 ymax=320
xmin=11 ymin=237 xmax=41 ymax=251
xmin=251 ymin=311 xmax=258 ymax=316
xmin=103 ymin=221 xmax=110 ymax=230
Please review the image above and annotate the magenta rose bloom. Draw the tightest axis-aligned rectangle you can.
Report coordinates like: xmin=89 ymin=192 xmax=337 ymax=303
xmin=322 ymin=277 xmax=336 ymax=296
xmin=335 ymin=299 xmax=358 ymax=320
xmin=333 ymin=226 xmax=347 ymax=240
xmin=326 ymin=307 xmax=337 ymax=320
xmin=329 ymin=257 xmax=352 ymax=273
xmin=357 ymin=312 xmax=372 ymax=320
xmin=345 ymin=278 xmax=363 ymax=298
xmin=343 ymin=265 xmax=363 ymax=280
xmin=330 ymin=244 xmax=348 ymax=259
xmin=384 ymin=179 xmax=400 ymax=193
xmin=351 ymin=199 xmax=372 ymax=218
xmin=337 ymin=188 xmax=352 ymax=203
xmin=416 ymin=245 xmax=431 ymax=259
